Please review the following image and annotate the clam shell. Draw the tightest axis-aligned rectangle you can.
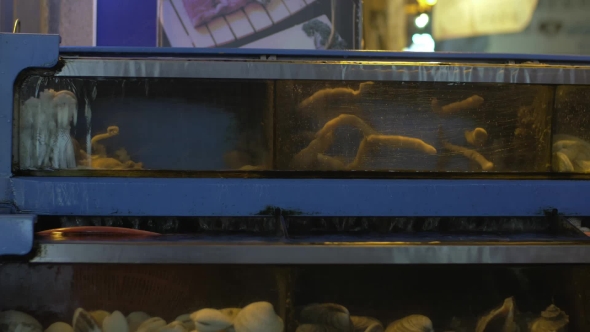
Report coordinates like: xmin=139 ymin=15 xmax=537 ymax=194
xmin=90 ymin=312 xmax=110 ymax=329
xmin=73 ymin=308 xmax=101 ymax=332
xmin=530 ymin=304 xmax=569 ymax=332
xmin=0 ymin=311 xmax=43 ymax=332
xmin=172 ymin=315 xmax=193 ymax=332
xmin=45 ymin=322 xmax=74 ymax=332
xmin=136 ymin=318 xmax=166 ymax=332
xmin=103 ymin=311 xmax=128 ymax=332
xmin=127 ymin=313 xmax=151 ymax=332
xmin=219 ymin=309 xmax=241 ymax=320
xmin=300 ymin=304 xmax=352 ymax=332
xmin=234 ymin=302 xmax=283 ymax=332
xmin=475 ymin=297 xmax=516 ymax=332
xmin=190 ymin=309 xmax=233 ymax=332
xmin=156 ymin=322 xmax=186 ymax=332
xmin=385 ymin=315 xmax=433 ymax=332
xmin=541 ymin=304 xmax=564 ymax=319
xmin=350 ymin=317 xmax=383 ymax=332
xmin=554 ymin=152 xmax=574 ymax=172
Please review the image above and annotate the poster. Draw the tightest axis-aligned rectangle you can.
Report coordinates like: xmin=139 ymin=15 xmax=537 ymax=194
xmin=157 ymin=0 xmax=361 ymax=49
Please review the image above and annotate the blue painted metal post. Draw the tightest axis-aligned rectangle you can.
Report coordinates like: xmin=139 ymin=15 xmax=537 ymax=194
xmin=0 ymin=33 xmax=60 ymax=200
xmin=0 ymin=33 xmax=59 ymax=256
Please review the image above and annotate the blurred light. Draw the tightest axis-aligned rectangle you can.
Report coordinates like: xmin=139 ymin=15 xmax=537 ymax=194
xmin=404 ymin=33 xmax=435 ymax=52
xmin=417 ymin=0 xmax=438 ymax=6
xmin=415 ymin=13 xmax=429 ymax=28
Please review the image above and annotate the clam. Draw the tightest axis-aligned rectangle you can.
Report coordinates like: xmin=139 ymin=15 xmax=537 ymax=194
xmin=219 ymin=309 xmax=241 ymax=320
xmin=103 ymin=311 xmax=128 ymax=332
xmin=529 ymin=304 xmax=568 ymax=332
xmin=234 ymin=302 xmax=283 ymax=332
xmin=190 ymin=309 xmax=233 ymax=332
xmin=300 ymin=304 xmax=352 ymax=332
xmin=73 ymin=308 xmax=101 ymax=332
xmin=172 ymin=315 xmax=193 ymax=332
xmin=45 ymin=322 xmax=74 ymax=332
xmin=475 ymin=297 xmax=518 ymax=332
xmin=90 ymin=311 xmax=110 ymax=329
xmin=0 ymin=311 xmax=43 ymax=332
xmin=350 ymin=317 xmax=383 ymax=332
xmin=384 ymin=315 xmax=433 ymax=332
xmin=156 ymin=322 xmax=186 ymax=332
xmin=136 ymin=318 xmax=166 ymax=332
xmin=127 ymin=313 xmax=151 ymax=332
xmin=553 ymin=152 xmax=574 ymax=172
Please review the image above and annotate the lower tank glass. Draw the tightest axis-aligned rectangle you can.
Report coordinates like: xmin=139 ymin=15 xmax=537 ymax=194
xmin=0 ymin=264 xmax=586 ymax=331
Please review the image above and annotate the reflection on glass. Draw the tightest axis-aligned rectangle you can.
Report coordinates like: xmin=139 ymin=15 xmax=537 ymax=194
xmin=16 ymin=77 xmax=273 ymax=171
xmin=276 ymin=81 xmax=552 ymax=172
xmin=553 ymin=86 xmax=590 ymax=173
xmin=0 ymin=264 xmax=583 ymax=331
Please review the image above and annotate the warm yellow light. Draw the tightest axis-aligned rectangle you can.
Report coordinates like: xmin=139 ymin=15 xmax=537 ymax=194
xmin=417 ymin=0 xmax=438 ymax=7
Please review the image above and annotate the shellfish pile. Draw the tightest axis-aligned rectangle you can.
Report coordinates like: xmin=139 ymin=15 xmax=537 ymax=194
xmin=0 ymin=298 xmax=570 ymax=332
xmin=0 ymin=302 xmax=283 ymax=332
xmin=455 ymin=297 xmax=570 ymax=332
xmin=296 ymin=303 xmax=433 ymax=332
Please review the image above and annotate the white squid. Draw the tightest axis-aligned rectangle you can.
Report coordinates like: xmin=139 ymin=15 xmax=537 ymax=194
xmin=51 ymin=90 xmax=78 ymax=169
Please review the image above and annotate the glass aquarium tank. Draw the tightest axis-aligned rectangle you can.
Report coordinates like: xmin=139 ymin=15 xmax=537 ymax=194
xmin=17 ymin=47 xmax=590 ymax=176
xmin=15 ymin=77 xmax=273 ymax=172
xmin=0 ymin=263 xmax=586 ymax=332
xmin=0 ymin=214 xmax=583 ymax=332
xmin=14 ymin=75 xmax=559 ymax=174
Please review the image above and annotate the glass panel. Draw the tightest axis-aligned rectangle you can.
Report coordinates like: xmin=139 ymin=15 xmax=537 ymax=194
xmin=553 ymin=85 xmax=590 ymax=173
xmin=15 ymin=76 xmax=555 ymax=174
xmin=0 ymin=264 xmax=586 ymax=331
xmin=276 ymin=81 xmax=553 ymax=172
xmin=16 ymin=76 xmax=273 ymax=171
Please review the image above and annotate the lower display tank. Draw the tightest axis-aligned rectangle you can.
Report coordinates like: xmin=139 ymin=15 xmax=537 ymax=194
xmin=0 ymin=264 xmax=586 ymax=331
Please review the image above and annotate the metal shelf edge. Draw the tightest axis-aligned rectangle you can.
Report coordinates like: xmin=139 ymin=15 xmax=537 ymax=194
xmin=32 ymin=241 xmax=590 ymax=264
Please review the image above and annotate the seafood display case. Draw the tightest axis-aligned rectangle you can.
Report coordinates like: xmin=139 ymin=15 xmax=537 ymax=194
xmin=4 ymin=33 xmax=590 ymax=332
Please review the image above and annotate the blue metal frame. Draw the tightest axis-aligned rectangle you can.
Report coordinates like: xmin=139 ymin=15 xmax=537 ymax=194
xmin=1 ymin=34 xmax=590 ymax=227
xmin=0 ymin=214 xmax=35 ymax=255
xmin=9 ymin=178 xmax=590 ymax=217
